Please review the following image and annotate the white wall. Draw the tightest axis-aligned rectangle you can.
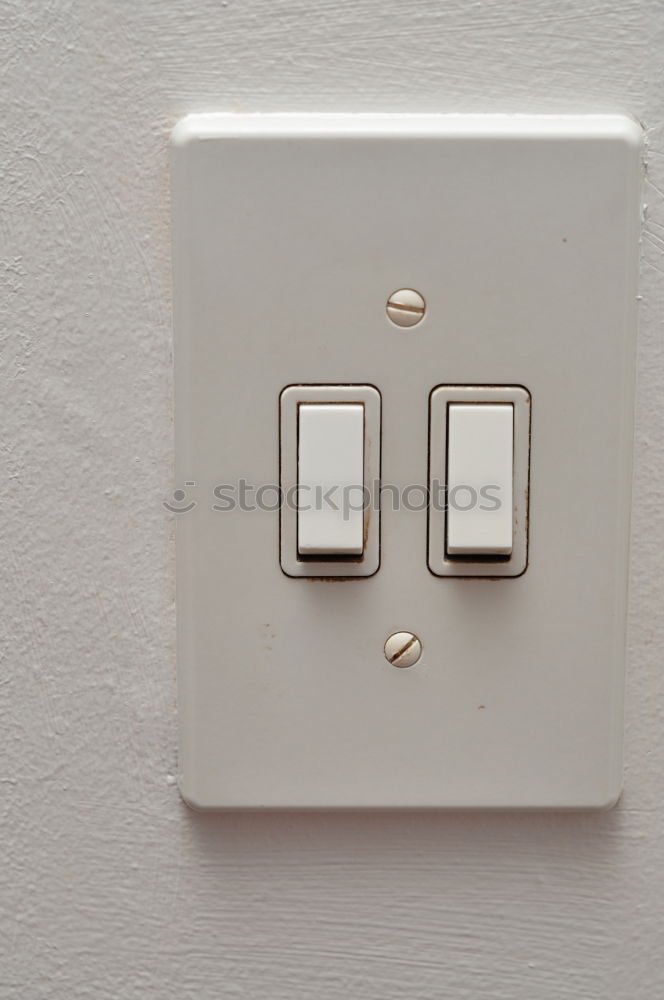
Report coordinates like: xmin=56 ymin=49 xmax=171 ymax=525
xmin=1 ymin=1 xmax=663 ymax=996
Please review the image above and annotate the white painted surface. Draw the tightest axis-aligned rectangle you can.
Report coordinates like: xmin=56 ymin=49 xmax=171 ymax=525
xmin=1 ymin=0 xmax=664 ymax=996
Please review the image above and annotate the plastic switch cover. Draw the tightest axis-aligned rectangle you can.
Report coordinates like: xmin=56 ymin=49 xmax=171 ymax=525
xmin=171 ymin=113 xmax=642 ymax=808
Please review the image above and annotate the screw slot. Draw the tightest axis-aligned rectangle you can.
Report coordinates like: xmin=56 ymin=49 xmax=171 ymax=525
xmin=386 ymin=288 xmax=426 ymax=328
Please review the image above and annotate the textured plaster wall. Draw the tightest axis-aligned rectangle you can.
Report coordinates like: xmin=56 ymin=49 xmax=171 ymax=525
xmin=1 ymin=1 xmax=663 ymax=997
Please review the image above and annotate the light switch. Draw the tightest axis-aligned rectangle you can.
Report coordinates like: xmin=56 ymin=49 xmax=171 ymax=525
xmin=297 ymin=403 xmax=364 ymax=557
xmin=279 ymin=384 xmax=380 ymax=577
xmin=429 ymin=386 xmax=530 ymax=577
xmin=446 ymin=404 xmax=513 ymax=556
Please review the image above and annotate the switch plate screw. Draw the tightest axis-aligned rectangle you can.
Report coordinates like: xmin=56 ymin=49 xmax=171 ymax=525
xmin=386 ymin=288 xmax=426 ymax=327
xmin=384 ymin=631 xmax=422 ymax=668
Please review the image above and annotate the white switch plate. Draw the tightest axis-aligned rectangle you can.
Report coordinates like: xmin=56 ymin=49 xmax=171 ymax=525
xmin=171 ymin=113 xmax=642 ymax=809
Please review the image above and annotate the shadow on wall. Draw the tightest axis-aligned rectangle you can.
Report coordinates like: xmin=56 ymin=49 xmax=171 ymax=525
xmin=180 ymin=802 xmax=626 ymax=864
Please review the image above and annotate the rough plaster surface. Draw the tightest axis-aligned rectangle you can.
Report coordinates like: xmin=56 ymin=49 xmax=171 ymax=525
xmin=0 ymin=1 xmax=663 ymax=997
